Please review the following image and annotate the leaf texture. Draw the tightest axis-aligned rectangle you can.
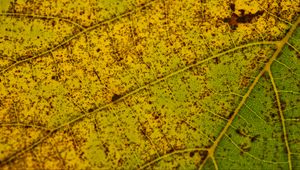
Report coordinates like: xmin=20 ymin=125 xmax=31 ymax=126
xmin=0 ymin=0 xmax=299 ymax=169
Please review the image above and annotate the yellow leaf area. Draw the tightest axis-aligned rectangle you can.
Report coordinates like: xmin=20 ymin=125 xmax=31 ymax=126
xmin=0 ymin=0 xmax=299 ymax=169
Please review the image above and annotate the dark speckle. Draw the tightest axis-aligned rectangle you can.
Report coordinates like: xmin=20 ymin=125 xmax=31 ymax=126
xmin=251 ymin=135 xmax=260 ymax=142
xmin=167 ymin=148 xmax=174 ymax=154
xmin=224 ymin=10 xmax=264 ymax=30
xmin=189 ymin=151 xmax=195 ymax=157
xmin=236 ymin=128 xmax=247 ymax=137
xmin=88 ymin=108 xmax=95 ymax=113
xmin=236 ymin=10 xmax=264 ymax=23
xmin=51 ymin=75 xmax=59 ymax=81
xmin=240 ymin=143 xmax=251 ymax=153
xmin=52 ymin=21 xmax=56 ymax=26
xmin=213 ymin=57 xmax=220 ymax=64
xmin=199 ymin=150 xmax=208 ymax=161
xmin=239 ymin=9 xmax=245 ymax=16
xmin=112 ymin=94 xmax=122 ymax=102
xmin=230 ymin=3 xmax=235 ymax=11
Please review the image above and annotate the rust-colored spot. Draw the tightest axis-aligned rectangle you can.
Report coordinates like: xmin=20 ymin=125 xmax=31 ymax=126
xmin=229 ymin=3 xmax=235 ymax=11
xmin=240 ymin=76 xmax=250 ymax=87
xmin=224 ymin=7 xmax=264 ymax=30
xmin=236 ymin=10 xmax=264 ymax=23
xmin=224 ymin=13 xmax=239 ymax=30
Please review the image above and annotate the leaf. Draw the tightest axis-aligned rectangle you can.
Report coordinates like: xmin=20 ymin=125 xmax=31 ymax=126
xmin=0 ymin=0 xmax=299 ymax=169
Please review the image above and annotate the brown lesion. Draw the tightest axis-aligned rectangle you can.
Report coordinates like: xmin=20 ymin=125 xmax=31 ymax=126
xmin=111 ymin=93 xmax=122 ymax=102
xmin=199 ymin=150 xmax=208 ymax=162
xmin=239 ymin=143 xmax=251 ymax=154
xmin=224 ymin=3 xmax=264 ymax=30
xmin=235 ymin=128 xmax=248 ymax=137
xmin=236 ymin=10 xmax=264 ymax=23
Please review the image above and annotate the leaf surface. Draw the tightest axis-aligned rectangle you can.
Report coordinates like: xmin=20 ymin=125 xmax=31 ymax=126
xmin=0 ymin=0 xmax=299 ymax=169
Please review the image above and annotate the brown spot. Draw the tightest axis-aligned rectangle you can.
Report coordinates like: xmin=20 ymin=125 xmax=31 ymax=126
xmin=118 ymin=158 xmax=124 ymax=166
xmin=199 ymin=150 xmax=208 ymax=162
xmin=236 ymin=128 xmax=247 ymax=137
xmin=239 ymin=9 xmax=245 ymax=16
xmin=51 ymin=75 xmax=59 ymax=81
xmin=93 ymin=123 xmax=98 ymax=131
xmin=270 ymin=113 xmax=276 ymax=118
xmin=189 ymin=151 xmax=195 ymax=157
xmin=116 ymin=57 xmax=123 ymax=62
xmin=224 ymin=10 xmax=264 ymax=30
xmin=251 ymin=135 xmax=260 ymax=142
xmin=229 ymin=3 xmax=235 ymax=11
xmin=52 ymin=21 xmax=56 ymax=27
xmin=240 ymin=143 xmax=251 ymax=154
xmin=281 ymin=100 xmax=286 ymax=110
xmin=167 ymin=148 xmax=174 ymax=154
xmin=51 ymin=129 xmax=58 ymax=134
xmin=213 ymin=57 xmax=220 ymax=64
xmin=224 ymin=13 xmax=239 ymax=30
xmin=228 ymin=112 xmax=234 ymax=118
xmin=240 ymin=76 xmax=250 ymax=87
xmin=88 ymin=107 xmax=95 ymax=113
xmin=112 ymin=94 xmax=122 ymax=102
xmin=236 ymin=11 xmax=264 ymax=23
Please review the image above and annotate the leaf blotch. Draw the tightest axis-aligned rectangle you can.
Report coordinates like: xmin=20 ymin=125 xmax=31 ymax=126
xmin=112 ymin=94 xmax=122 ymax=102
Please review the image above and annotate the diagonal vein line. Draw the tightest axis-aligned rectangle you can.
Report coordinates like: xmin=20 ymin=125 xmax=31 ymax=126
xmin=199 ymin=16 xmax=300 ymax=170
xmin=0 ymin=12 xmax=85 ymax=30
xmin=139 ymin=148 xmax=208 ymax=169
xmin=0 ymin=41 xmax=276 ymax=166
xmin=224 ymin=133 xmax=289 ymax=164
xmin=244 ymin=103 xmax=267 ymax=124
xmin=257 ymin=1 xmax=292 ymax=26
xmin=0 ymin=0 xmax=157 ymax=75
xmin=0 ymin=130 xmax=55 ymax=165
xmin=286 ymin=42 xmax=300 ymax=54
xmin=268 ymin=70 xmax=292 ymax=170
xmin=198 ymin=62 xmax=270 ymax=169
xmin=0 ymin=123 xmax=50 ymax=131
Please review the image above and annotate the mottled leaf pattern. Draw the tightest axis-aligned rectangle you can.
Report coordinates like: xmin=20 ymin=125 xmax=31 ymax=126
xmin=0 ymin=0 xmax=299 ymax=169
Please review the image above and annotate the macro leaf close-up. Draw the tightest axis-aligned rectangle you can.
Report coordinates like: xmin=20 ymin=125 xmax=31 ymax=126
xmin=0 ymin=0 xmax=299 ymax=169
